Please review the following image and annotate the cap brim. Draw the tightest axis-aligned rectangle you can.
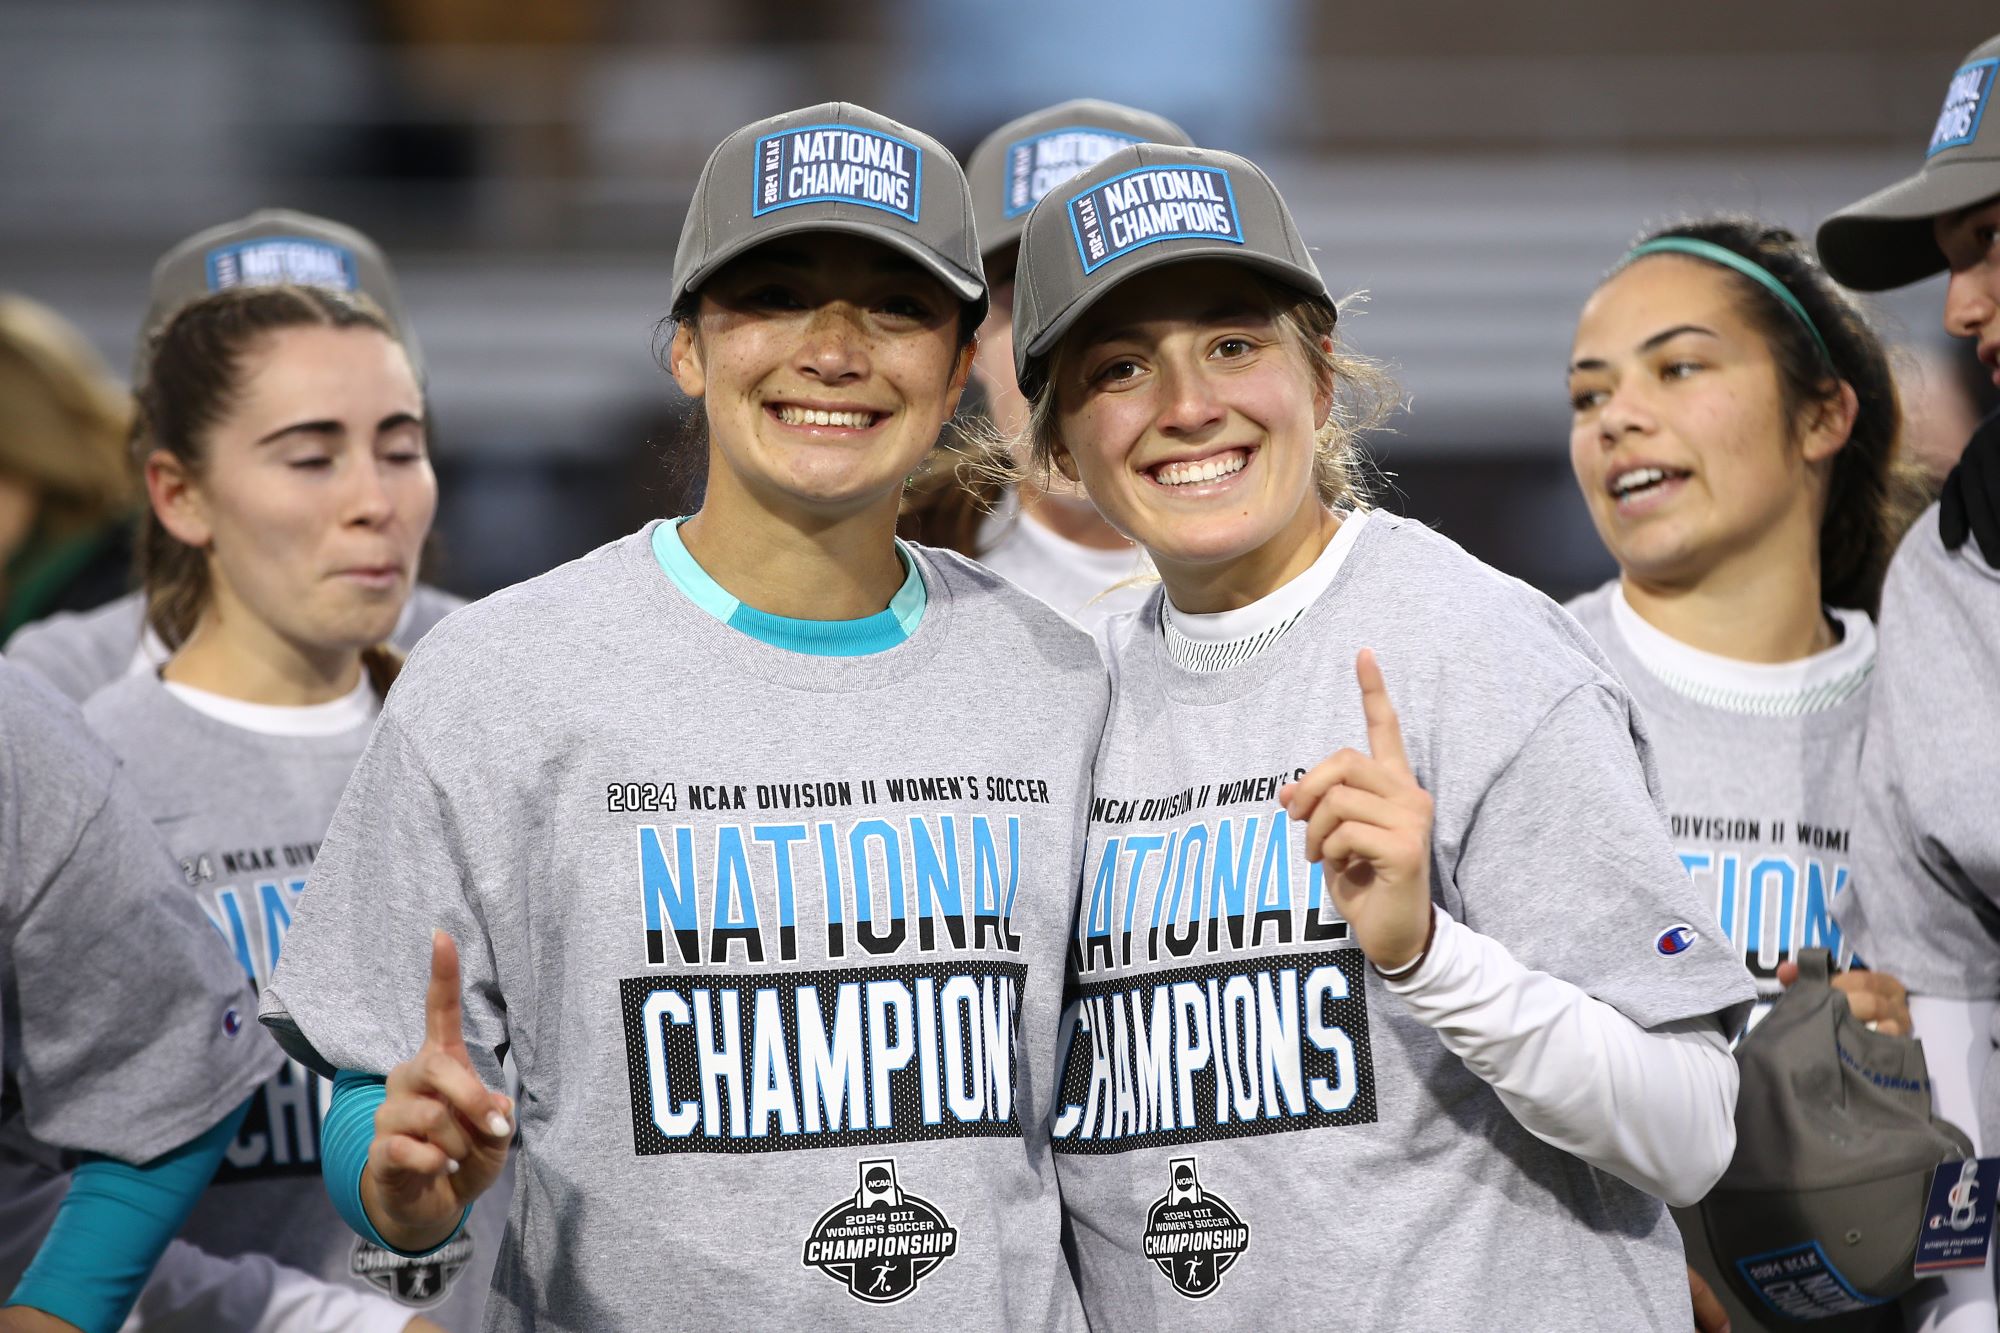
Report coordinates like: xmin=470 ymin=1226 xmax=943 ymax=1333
xmin=1700 ymin=1173 xmax=1930 ymax=1310
xmin=1019 ymin=242 xmax=1331 ymax=387
xmin=1818 ymin=158 xmax=2000 ymax=290
xmin=676 ymin=214 xmax=987 ymax=323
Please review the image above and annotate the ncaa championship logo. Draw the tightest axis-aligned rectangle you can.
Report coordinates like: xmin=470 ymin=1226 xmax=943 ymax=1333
xmin=801 ymin=1159 xmax=958 ymax=1303
xmin=350 ymin=1234 xmax=472 ymax=1307
xmin=1142 ymin=1157 xmax=1250 ymax=1299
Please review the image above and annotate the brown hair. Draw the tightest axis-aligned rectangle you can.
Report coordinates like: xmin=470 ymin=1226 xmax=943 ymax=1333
xmin=0 ymin=295 xmax=136 ymax=543
xmin=1009 ymin=281 xmax=1396 ymax=513
xmin=1617 ymin=218 xmax=1931 ymax=614
xmin=133 ymin=283 xmax=410 ymax=687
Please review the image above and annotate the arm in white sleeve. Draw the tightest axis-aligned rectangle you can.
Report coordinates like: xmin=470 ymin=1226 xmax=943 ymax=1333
xmin=1380 ymin=906 xmax=1738 ymax=1207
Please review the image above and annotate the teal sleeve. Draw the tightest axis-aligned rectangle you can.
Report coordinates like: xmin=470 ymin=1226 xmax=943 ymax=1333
xmin=324 ymin=1068 xmax=469 ymax=1257
xmin=8 ymin=1098 xmax=249 ymax=1333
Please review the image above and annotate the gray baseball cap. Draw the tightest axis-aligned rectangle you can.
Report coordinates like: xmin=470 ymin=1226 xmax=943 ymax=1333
xmin=1012 ymin=143 xmax=1331 ymax=393
xmin=142 ymin=209 xmax=420 ymax=379
xmin=671 ymin=102 xmax=986 ymax=326
xmin=966 ymin=99 xmax=1194 ymax=275
xmin=1819 ymin=34 xmax=2000 ymax=291
xmin=1695 ymin=950 xmax=1973 ymax=1317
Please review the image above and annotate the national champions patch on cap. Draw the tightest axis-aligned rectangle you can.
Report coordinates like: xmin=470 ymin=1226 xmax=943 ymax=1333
xmin=1068 ymin=165 xmax=1242 ymax=275
xmin=753 ymin=123 xmax=923 ymax=222
xmin=1004 ymin=128 xmax=1143 ymax=218
xmin=1930 ymin=58 xmax=1999 ymax=157
xmin=205 ymin=237 xmax=359 ymax=293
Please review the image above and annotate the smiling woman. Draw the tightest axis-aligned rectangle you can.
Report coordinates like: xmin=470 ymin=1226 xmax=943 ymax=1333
xmin=258 ymin=103 xmax=1112 ymax=1329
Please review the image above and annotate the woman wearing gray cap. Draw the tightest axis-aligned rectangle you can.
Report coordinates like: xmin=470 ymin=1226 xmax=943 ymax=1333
xmin=900 ymin=100 xmax=1190 ymax=629
xmin=1007 ymin=141 xmax=1756 ymax=1329
xmin=259 ymin=103 xmax=1105 ymax=1329
xmin=1816 ymin=30 xmax=2000 ymax=1324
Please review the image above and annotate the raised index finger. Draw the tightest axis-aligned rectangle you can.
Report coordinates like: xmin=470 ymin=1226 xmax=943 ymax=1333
xmin=424 ymin=928 xmax=469 ymax=1058
xmin=1355 ymin=649 xmax=1411 ymax=776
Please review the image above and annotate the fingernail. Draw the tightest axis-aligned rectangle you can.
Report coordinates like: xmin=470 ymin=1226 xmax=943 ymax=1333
xmin=488 ymin=1112 xmax=512 ymax=1137
xmin=445 ymin=1157 xmax=461 ymax=1175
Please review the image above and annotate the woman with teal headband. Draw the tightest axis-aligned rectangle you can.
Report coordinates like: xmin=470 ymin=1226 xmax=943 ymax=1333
xmin=1563 ymin=218 xmax=1969 ymax=1331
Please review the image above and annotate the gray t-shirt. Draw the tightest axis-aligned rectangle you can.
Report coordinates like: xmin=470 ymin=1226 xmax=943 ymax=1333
xmin=1567 ymin=582 xmax=1869 ymax=1000
xmin=263 ymin=525 xmax=1109 ymax=1332
xmin=81 ymin=672 xmax=502 ymax=1326
xmin=1057 ymin=514 xmax=1754 ymax=1332
xmin=0 ymin=661 xmax=280 ymax=1290
xmin=1836 ymin=506 xmax=2000 ymax=1144
xmin=5 ymin=584 xmax=465 ymax=704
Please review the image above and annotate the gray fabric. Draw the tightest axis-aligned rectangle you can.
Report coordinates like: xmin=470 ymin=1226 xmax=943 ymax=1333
xmin=141 ymin=208 xmax=423 ymax=380
xmin=0 ymin=661 xmax=280 ymax=1287
xmin=1836 ymin=506 xmax=2000 ymax=1150
xmin=1568 ymin=582 xmax=1868 ymax=1001
xmin=263 ymin=526 xmax=1107 ymax=1331
xmin=1817 ymin=33 xmax=2000 ymax=291
xmin=671 ymin=102 xmax=986 ymax=320
xmin=1056 ymin=514 xmax=1755 ymax=1332
xmin=5 ymin=583 xmax=465 ymax=704
xmin=965 ymin=101 xmax=1192 ymax=266
xmin=1012 ymin=143 xmax=1331 ymax=388
xmin=79 ymin=672 xmax=501 ymax=1325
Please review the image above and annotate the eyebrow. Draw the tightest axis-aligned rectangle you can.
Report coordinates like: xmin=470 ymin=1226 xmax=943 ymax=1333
xmin=255 ymin=411 xmax=423 ymax=446
xmin=1568 ymin=323 xmax=1718 ymax=373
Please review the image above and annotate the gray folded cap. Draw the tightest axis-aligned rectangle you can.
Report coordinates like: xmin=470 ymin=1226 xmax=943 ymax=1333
xmin=671 ymin=102 xmax=986 ymax=326
xmin=141 ymin=209 xmax=420 ymax=381
xmin=1819 ymin=34 xmax=2000 ymax=291
xmin=1696 ymin=950 xmax=1973 ymax=1319
xmin=965 ymin=99 xmax=1194 ymax=273
xmin=1012 ymin=143 xmax=1331 ymax=393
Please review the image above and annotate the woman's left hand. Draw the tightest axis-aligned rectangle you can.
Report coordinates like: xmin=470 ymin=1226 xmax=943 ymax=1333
xmin=1280 ymin=649 xmax=1436 ymax=974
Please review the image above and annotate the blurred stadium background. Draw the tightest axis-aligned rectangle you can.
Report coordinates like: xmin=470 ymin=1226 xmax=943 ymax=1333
xmin=4 ymin=0 xmax=1994 ymax=600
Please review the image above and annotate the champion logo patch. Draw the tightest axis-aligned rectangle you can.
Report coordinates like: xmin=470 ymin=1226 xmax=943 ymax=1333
xmin=1656 ymin=923 xmax=1696 ymax=957
xmin=1003 ymin=127 xmax=1142 ymax=218
xmin=206 ymin=238 xmax=358 ymax=293
xmin=1068 ymin=166 xmax=1243 ymax=274
xmin=221 ymin=1007 xmax=243 ymax=1036
xmin=1930 ymin=59 xmax=1998 ymax=157
xmin=753 ymin=124 xmax=921 ymax=222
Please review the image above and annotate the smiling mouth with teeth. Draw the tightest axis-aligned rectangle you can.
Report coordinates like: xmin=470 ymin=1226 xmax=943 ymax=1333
xmin=1153 ymin=451 xmax=1249 ymax=487
xmin=1610 ymin=466 xmax=1689 ymax=500
xmin=774 ymin=405 xmax=881 ymax=429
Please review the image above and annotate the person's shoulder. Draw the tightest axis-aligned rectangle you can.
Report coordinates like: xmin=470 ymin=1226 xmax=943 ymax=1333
xmin=0 ymin=658 xmax=116 ymax=795
xmin=394 ymin=582 xmax=470 ymax=651
xmin=1885 ymin=500 xmax=2000 ymax=607
xmin=3 ymin=593 xmax=145 ymax=701
xmin=1561 ymin=578 xmax=1620 ymax=636
xmin=915 ymin=542 xmax=1108 ymax=680
xmin=403 ymin=532 xmax=646 ymax=662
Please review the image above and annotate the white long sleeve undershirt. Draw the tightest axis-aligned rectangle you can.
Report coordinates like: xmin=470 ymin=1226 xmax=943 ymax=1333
xmin=1380 ymin=906 xmax=1739 ymax=1208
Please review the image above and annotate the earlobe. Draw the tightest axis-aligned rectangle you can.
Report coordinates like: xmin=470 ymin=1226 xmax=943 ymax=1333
xmin=145 ymin=451 xmax=211 ymax=548
xmin=1803 ymin=381 xmax=1861 ymax=463
xmin=668 ymin=323 xmax=706 ymax=399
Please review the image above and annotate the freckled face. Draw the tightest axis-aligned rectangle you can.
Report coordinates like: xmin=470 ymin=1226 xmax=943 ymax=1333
xmin=671 ymin=234 xmax=974 ymax=519
xmin=1567 ymin=257 xmax=1825 ymax=585
xmin=1049 ymin=262 xmax=1330 ymax=573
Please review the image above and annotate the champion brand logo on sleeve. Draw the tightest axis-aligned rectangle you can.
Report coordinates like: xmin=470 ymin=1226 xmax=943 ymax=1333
xmin=1068 ymin=166 xmax=1243 ymax=274
xmin=753 ymin=125 xmax=922 ymax=222
xmin=1656 ymin=923 xmax=1696 ymax=957
xmin=1003 ymin=128 xmax=1142 ymax=218
xmin=205 ymin=239 xmax=359 ymax=293
xmin=1930 ymin=59 xmax=1998 ymax=157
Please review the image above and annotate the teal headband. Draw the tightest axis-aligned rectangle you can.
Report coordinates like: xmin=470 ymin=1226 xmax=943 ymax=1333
xmin=1622 ymin=236 xmax=1834 ymax=369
